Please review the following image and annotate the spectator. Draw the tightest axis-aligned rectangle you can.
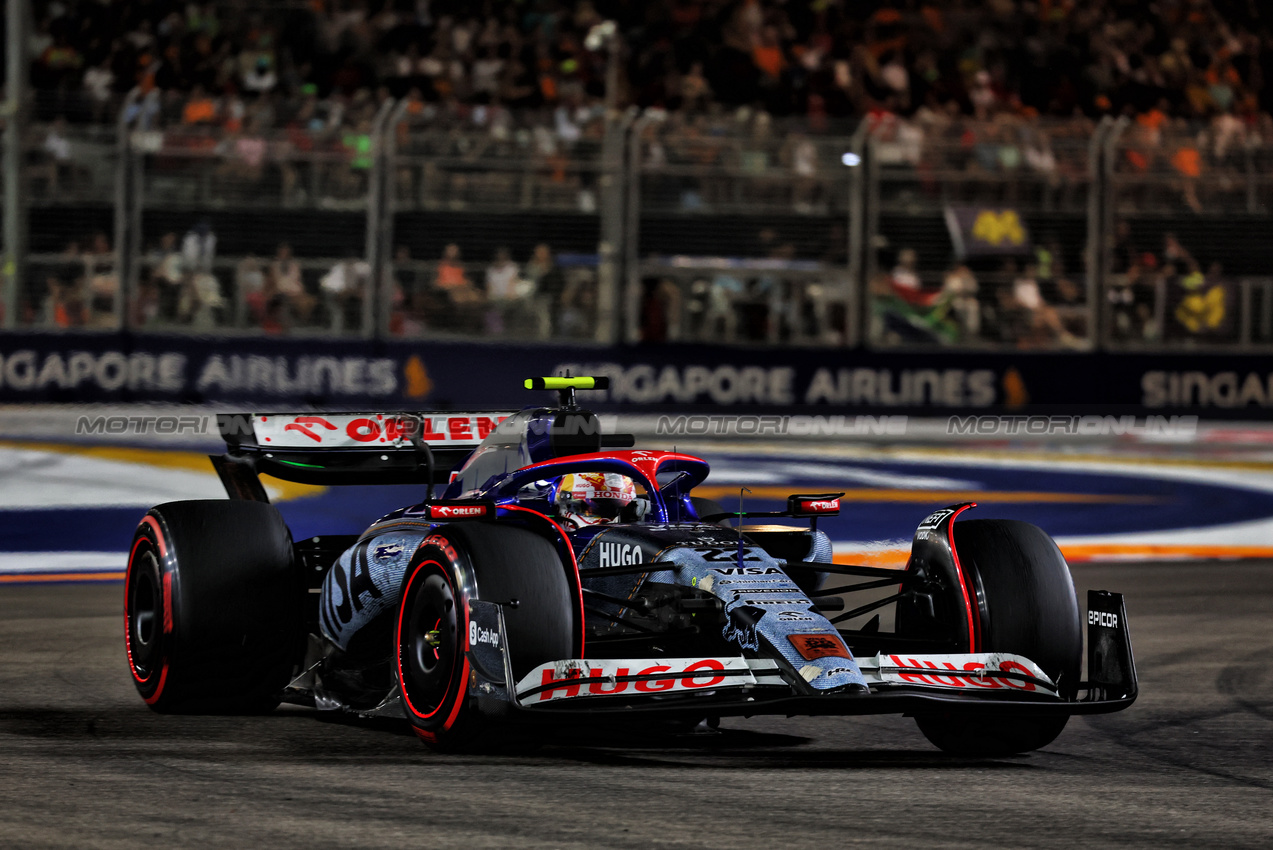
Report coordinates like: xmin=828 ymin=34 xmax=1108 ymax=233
xmin=48 ymin=276 xmax=87 ymax=329
xmin=181 ymin=219 xmax=217 ymax=275
xmin=434 ymin=243 xmax=483 ymax=332
xmin=320 ymin=255 xmax=370 ymax=332
xmin=483 ymin=247 xmax=528 ymax=335
xmin=85 ymin=232 xmax=118 ymax=326
xmin=559 ymin=271 xmax=598 ymax=339
xmin=35 ymin=118 xmax=75 ymax=196
xmin=235 ymin=255 xmax=265 ymax=327
xmin=936 ymin=265 xmax=981 ymax=341
xmin=151 ymin=232 xmax=184 ymax=321
xmin=269 ymin=242 xmax=313 ymax=325
xmin=525 ymin=243 xmax=566 ymax=336
xmin=82 ymin=58 xmax=115 ymax=122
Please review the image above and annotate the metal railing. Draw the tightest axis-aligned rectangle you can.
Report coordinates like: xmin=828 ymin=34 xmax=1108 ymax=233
xmin=6 ymin=98 xmax=1273 ymax=353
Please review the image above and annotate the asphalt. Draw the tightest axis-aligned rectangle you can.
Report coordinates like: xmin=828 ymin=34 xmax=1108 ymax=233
xmin=1 ymin=560 xmax=1270 ymax=848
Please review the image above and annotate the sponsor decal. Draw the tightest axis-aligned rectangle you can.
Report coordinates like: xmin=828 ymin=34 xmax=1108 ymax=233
xmin=776 ymin=611 xmax=815 ymax=621
xmin=553 ymin=361 xmax=1000 ymax=408
xmin=404 ymin=502 xmax=494 ymax=520
xmin=802 ymin=368 xmax=997 ymax=407
xmin=468 ymin=621 xmax=501 ymax=649
xmin=254 ymin=413 xmax=509 ymax=448
xmin=710 ymin=566 xmax=783 ymax=576
xmin=518 ymin=657 xmax=753 ymax=703
xmin=1143 ymin=371 xmax=1273 ymax=408
xmin=866 ymin=653 xmax=1053 ymax=693
xmin=917 ymin=507 xmax=956 ymax=530
xmin=788 ymin=634 xmax=851 ymax=661
xmin=795 ymin=499 xmax=839 ymax=514
xmin=0 ymin=350 xmax=186 ymax=393
xmin=731 ymin=588 xmax=806 ymax=595
xmin=428 ymin=504 xmax=489 ymax=520
xmin=551 ymin=363 xmax=797 ymax=405
xmin=598 ymin=542 xmax=644 ymax=568
xmin=1088 ymin=610 xmax=1120 ymax=628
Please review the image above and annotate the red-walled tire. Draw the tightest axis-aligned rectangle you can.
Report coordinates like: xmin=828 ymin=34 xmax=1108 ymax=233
xmin=914 ymin=519 xmax=1082 ymax=756
xmin=125 ymin=500 xmax=301 ymax=713
xmin=396 ymin=523 xmax=573 ymax=751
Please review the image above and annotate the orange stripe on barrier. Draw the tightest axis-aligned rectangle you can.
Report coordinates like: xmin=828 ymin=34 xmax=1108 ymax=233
xmin=692 ymin=486 xmax=1163 ymax=505
xmin=0 ymin=572 xmax=127 ymax=583
xmin=1059 ymin=544 xmax=1273 ymax=562
xmin=831 ymin=544 xmax=1273 ymax=568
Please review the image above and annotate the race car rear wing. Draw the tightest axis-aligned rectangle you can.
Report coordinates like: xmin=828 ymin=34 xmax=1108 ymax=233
xmin=211 ymin=411 xmax=515 ymax=497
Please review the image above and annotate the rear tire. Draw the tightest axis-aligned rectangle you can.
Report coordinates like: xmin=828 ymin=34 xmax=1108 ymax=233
xmin=396 ymin=523 xmax=574 ymax=751
xmin=125 ymin=500 xmax=300 ymax=713
xmin=914 ymin=519 xmax=1081 ymax=756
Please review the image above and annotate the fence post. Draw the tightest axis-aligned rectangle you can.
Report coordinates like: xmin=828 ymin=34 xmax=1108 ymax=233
xmin=844 ymin=122 xmax=868 ymax=348
xmin=1098 ymin=116 xmax=1130 ymax=349
xmin=378 ymin=98 xmax=411 ymax=339
xmin=362 ymin=98 xmax=396 ymax=340
xmin=1246 ymin=138 xmax=1257 ymax=215
xmin=115 ymin=89 xmax=140 ymax=330
xmin=597 ymin=107 xmax=636 ymax=344
xmin=2 ymin=0 xmax=28 ymax=329
xmin=1085 ymin=115 xmax=1113 ymax=350
xmin=862 ymin=133 xmax=881 ymax=348
xmin=623 ymin=111 xmax=660 ymax=344
xmin=1239 ymin=279 xmax=1252 ymax=346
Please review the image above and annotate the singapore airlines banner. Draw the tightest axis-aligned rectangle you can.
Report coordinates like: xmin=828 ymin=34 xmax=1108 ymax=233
xmin=0 ymin=332 xmax=1271 ymax=415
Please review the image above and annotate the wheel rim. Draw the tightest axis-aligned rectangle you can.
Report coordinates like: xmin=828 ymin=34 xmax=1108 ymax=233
xmin=403 ymin=571 xmax=459 ymax=716
xmin=128 ymin=549 xmax=163 ymax=680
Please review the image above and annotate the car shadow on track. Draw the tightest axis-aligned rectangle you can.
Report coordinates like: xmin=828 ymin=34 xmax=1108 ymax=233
xmin=0 ymin=707 xmax=1041 ymax=771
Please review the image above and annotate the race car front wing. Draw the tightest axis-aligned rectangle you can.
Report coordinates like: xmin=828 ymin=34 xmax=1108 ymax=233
xmin=463 ymin=589 xmax=1137 ymax=719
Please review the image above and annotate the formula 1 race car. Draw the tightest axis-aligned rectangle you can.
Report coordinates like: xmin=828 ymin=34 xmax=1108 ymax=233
xmin=124 ymin=377 xmax=1137 ymax=756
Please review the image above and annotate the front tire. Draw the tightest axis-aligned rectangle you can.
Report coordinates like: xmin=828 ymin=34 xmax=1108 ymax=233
xmin=125 ymin=500 xmax=301 ymax=713
xmin=915 ymin=519 xmax=1082 ymax=756
xmin=396 ymin=523 xmax=574 ymax=750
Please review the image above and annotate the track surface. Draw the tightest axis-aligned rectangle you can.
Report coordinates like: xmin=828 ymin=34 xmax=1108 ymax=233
xmin=2 ymin=561 xmax=1271 ymax=848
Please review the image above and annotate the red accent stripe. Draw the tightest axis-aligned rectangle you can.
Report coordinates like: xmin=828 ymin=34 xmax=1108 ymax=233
xmin=397 ymin=559 xmax=466 ymax=723
xmin=124 ymin=536 xmax=147 ymax=685
xmin=143 ymin=662 xmax=170 ymax=705
xmin=399 ymin=559 xmax=460 ymax=722
xmin=946 ymin=503 xmax=979 ymax=652
xmin=162 ymin=571 xmax=173 ymax=635
xmin=498 ymin=505 xmax=586 ymax=658
xmin=126 ymin=516 xmax=172 ymax=705
xmin=141 ymin=515 xmax=166 ymax=559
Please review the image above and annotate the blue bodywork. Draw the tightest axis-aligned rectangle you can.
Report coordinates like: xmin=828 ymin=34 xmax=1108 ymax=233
xmin=320 ymin=406 xmax=868 ymax=692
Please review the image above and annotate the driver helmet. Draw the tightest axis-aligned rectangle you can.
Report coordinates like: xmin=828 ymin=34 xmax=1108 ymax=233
xmin=556 ymin=472 xmax=637 ymax=528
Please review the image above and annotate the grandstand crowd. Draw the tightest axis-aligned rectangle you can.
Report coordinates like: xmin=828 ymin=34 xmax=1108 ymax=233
xmin=21 ymin=0 xmax=1272 ymax=125
xmin=11 ymin=0 xmax=1273 ymax=347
